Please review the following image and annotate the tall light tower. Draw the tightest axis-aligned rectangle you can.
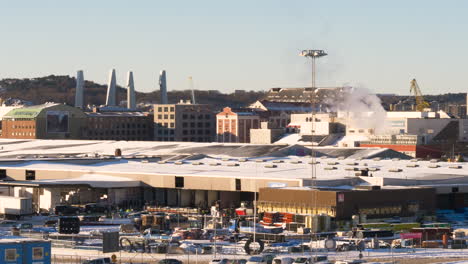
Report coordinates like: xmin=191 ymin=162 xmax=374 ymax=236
xmin=300 ymin=49 xmax=327 ymax=91
xmin=300 ymin=50 xmax=327 ymax=252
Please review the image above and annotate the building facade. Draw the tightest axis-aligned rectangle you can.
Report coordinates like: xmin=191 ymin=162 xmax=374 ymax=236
xmin=216 ymin=107 xmax=261 ymax=143
xmin=154 ymin=102 xmax=215 ymax=142
xmin=1 ymin=103 xmax=87 ymax=139
xmin=84 ymin=110 xmax=153 ymax=141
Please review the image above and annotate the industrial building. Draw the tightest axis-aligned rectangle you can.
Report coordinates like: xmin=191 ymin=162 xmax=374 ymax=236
xmin=154 ymin=101 xmax=215 ymax=142
xmin=216 ymin=107 xmax=261 ymax=143
xmin=258 ymin=186 xmax=436 ymax=221
xmin=84 ymin=108 xmax=153 ymax=141
xmin=0 ymin=103 xmax=87 ymax=139
xmin=0 ymin=139 xmax=467 ymax=219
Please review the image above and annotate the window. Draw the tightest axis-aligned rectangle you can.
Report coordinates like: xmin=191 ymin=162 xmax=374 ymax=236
xmin=175 ymin=176 xmax=184 ymax=188
xmin=26 ymin=170 xmax=35 ymax=180
xmin=164 ymin=107 xmax=168 ymax=112
xmin=5 ymin=248 xmax=16 ymax=262
xmin=182 ymin=114 xmax=188 ymax=119
xmin=205 ymin=114 xmax=211 ymax=119
xmin=170 ymin=107 xmax=175 ymax=112
xmin=158 ymin=115 xmax=162 ymax=119
xmin=170 ymin=123 xmax=175 ymax=128
xmin=33 ymin=247 xmax=44 ymax=260
xmin=158 ymin=107 xmax=162 ymax=112
xmin=170 ymin=114 xmax=175 ymax=119
xmin=0 ymin=169 xmax=6 ymax=179
xmin=164 ymin=114 xmax=168 ymax=119
xmin=236 ymin=179 xmax=242 ymax=191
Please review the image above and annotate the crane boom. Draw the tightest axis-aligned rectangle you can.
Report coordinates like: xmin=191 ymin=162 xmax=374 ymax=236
xmin=410 ymin=79 xmax=430 ymax=111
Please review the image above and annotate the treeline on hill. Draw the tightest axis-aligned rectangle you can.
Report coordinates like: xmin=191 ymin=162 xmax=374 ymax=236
xmin=0 ymin=75 xmax=464 ymax=110
xmin=0 ymin=75 xmax=266 ymax=110
xmin=378 ymin=93 xmax=467 ymax=109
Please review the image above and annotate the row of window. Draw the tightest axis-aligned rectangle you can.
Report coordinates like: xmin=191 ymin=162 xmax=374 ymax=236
xmin=88 ymin=130 xmax=148 ymax=136
xmin=157 ymin=114 xmax=175 ymax=120
xmin=11 ymin=132 xmax=35 ymax=136
xmin=11 ymin=125 xmax=35 ymax=129
xmin=157 ymin=106 xmax=175 ymax=112
xmin=90 ymin=123 xmax=148 ymax=129
xmin=182 ymin=114 xmax=211 ymax=120
xmin=182 ymin=122 xmax=211 ymax=128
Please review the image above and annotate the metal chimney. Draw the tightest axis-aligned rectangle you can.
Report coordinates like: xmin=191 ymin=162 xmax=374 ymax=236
xmin=127 ymin=71 xmax=136 ymax=109
xmin=75 ymin=70 xmax=84 ymax=108
xmin=159 ymin=70 xmax=168 ymax=104
xmin=106 ymin=69 xmax=117 ymax=106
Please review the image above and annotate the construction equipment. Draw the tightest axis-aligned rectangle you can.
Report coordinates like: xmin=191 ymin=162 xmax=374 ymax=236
xmin=410 ymin=79 xmax=430 ymax=111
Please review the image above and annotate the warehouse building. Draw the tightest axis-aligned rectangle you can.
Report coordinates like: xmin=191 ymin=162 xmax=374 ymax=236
xmin=1 ymin=103 xmax=87 ymax=139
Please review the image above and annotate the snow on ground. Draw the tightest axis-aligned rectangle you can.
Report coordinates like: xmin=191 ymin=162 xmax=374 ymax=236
xmin=51 ymin=247 xmax=468 ymax=262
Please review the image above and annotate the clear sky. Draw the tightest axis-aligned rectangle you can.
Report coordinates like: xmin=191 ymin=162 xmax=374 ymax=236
xmin=1 ymin=1 xmax=467 ymax=95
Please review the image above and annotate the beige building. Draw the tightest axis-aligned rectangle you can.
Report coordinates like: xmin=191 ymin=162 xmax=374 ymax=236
xmin=154 ymin=101 xmax=215 ymax=142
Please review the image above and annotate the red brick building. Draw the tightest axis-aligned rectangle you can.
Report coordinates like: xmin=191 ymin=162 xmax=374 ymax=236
xmin=216 ymin=107 xmax=261 ymax=143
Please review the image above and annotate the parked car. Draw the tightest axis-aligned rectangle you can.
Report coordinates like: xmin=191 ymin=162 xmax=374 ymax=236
xmin=82 ymin=257 xmax=111 ymax=264
xmin=55 ymin=205 xmax=81 ymax=216
xmin=273 ymin=257 xmax=294 ymax=264
xmin=158 ymin=259 xmax=182 ymax=264
xmin=15 ymin=222 xmax=33 ymax=230
xmin=210 ymin=259 xmax=230 ymax=264
xmin=247 ymin=256 xmax=268 ymax=264
xmin=293 ymin=256 xmax=331 ymax=264
xmin=84 ymin=203 xmax=109 ymax=214
xmin=0 ymin=220 xmax=18 ymax=230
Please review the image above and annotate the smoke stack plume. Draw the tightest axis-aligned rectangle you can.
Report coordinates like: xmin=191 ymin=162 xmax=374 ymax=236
xmin=159 ymin=70 xmax=168 ymax=104
xmin=75 ymin=70 xmax=84 ymax=108
xmin=106 ymin=69 xmax=117 ymax=106
xmin=127 ymin=71 xmax=136 ymax=109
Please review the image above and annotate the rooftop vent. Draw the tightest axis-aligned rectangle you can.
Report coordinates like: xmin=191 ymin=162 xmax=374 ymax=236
xmin=290 ymin=160 xmax=303 ymax=164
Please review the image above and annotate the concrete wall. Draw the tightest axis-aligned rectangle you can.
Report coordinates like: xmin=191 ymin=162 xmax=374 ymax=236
xmin=250 ymin=128 xmax=283 ymax=144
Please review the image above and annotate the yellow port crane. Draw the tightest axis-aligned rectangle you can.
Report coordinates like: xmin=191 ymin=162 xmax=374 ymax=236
xmin=410 ymin=78 xmax=430 ymax=111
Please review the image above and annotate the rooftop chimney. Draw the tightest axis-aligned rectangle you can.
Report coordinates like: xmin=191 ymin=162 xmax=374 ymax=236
xmin=126 ymin=71 xmax=136 ymax=109
xmin=75 ymin=70 xmax=84 ymax=108
xmin=159 ymin=70 xmax=168 ymax=104
xmin=106 ymin=69 xmax=117 ymax=106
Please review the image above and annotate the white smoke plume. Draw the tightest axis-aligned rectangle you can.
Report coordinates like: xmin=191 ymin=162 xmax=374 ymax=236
xmin=329 ymin=87 xmax=389 ymax=135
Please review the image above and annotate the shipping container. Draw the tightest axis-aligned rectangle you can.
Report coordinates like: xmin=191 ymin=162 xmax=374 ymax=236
xmin=0 ymin=239 xmax=51 ymax=264
xmin=0 ymin=196 xmax=33 ymax=217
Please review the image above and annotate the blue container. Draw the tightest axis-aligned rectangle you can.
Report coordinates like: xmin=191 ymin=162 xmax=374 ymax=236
xmin=0 ymin=239 xmax=51 ymax=264
xmin=22 ymin=240 xmax=51 ymax=264
xmin=0 ymin=241 xmax=23 ymax=264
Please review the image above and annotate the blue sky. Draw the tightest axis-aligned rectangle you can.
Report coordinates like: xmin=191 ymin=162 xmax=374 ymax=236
xmin=1 ymin=1 xmax=467 ymax=95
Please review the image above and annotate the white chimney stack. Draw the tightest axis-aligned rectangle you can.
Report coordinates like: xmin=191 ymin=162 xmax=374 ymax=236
xmin=75 ymin=70 xmax=84 ymax=108
xmin=106 ymin=69 xmax=117 ymax=106
xmin=127 ymin=71 xmax=136 ymax=109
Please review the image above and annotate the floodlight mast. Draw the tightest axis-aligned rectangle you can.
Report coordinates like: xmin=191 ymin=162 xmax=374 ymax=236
xmin=300 ymin=49 xmax=327 ymax=259
xmin=300 ymin=50 xmax=327 ymax=90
